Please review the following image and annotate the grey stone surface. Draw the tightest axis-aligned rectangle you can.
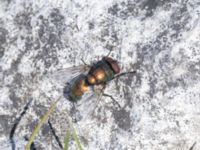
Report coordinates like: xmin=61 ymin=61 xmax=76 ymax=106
xmin=0 ymin=0 xmax=200 ymax=149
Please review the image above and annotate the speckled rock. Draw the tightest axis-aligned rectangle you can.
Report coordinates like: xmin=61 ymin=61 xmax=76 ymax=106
xmin=0 ymin=0 xmax=200 ymax=150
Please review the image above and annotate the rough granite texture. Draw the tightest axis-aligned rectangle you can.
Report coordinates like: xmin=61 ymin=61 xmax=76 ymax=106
xmin=0 ymin=0 xmax=200 ymax=150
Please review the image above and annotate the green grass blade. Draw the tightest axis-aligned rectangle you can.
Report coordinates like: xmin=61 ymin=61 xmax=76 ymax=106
xmin=72 ymin=126 xmax=83 ymax=150
xmin=25 ymin=97 xmax=61 ymax=150
xmin=64 ymin=110 xmax=83 ymax=150
xmin=64 ymin=130 xmax=71 ymax=150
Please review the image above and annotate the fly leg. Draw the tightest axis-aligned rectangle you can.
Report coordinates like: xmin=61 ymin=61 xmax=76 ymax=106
xmin=102 ymin=93 xmax=121 ymax=109
xmin=110 ymin=71 xmax=136 ymax=81
xmin=100 ymin=84 xmax=121 ymax=109
xmin=103 ymin=71 xmax=136 ymax=109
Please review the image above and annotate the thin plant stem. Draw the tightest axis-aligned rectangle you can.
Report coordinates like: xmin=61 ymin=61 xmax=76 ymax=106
xmin=64 ymin=110 xmax=83 ymax=150
xmin=64 ymin=130 xmax=71 ymax=150
xmin=25 ymin=97 xmax=61 ymax=150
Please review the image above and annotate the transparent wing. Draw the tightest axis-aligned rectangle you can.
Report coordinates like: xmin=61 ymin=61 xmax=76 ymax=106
xmin=45 ymin=65 xmax=90 ymax=87
xmin=43 ymin=64 xmax=103 ymax=121
xmin=72 ymin=85 xmax=105 ymax=121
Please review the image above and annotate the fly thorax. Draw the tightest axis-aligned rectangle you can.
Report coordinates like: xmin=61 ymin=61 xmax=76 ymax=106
xmin=102 ymin=62 xmax=115 ymax=81
xmin=87 ymin=60 xmax=115 ymax=85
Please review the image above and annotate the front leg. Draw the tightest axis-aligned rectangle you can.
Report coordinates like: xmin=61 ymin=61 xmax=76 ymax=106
xmin=110 ymin=71 xmax=136 ymax=81
xmin=102 ymin=93 xmax=121 ymax=109
xmin=99 ymin=83 xmax=121 ymax=109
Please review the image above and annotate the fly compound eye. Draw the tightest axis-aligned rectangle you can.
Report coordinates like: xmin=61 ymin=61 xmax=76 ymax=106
xmin=87 ymin=75 xmax=96 ymax=84
xmin=103 ymin=57 xmax=120 ymax=74
xmin=94 ymin=69 xmax=105 ymax=81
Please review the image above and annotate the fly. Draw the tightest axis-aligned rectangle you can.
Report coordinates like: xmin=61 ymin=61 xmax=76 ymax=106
xmin=6 ymin=56 xmax=136 ymax=150
xmin=64 ymin=56 xmax=135 ymax=102
xmin=47 ymin=56 xmax=136 ymax=122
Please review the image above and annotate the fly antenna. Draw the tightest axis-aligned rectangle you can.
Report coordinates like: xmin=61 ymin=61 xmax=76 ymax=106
xmin=81 ymin=58 xmax=88 ymax=66
xmin=81 ymin=57 xmax=93 ymax=68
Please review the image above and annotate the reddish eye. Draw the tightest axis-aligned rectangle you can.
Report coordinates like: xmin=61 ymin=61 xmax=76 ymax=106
xmin=110 ymin=62 xmax=120 ymax=74
xmin=103 ymin=57 xmax=120 ymax=74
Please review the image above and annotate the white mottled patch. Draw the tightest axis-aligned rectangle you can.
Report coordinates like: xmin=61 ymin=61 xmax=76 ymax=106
xmin=1 ymin=0 xmax=200 ymax=150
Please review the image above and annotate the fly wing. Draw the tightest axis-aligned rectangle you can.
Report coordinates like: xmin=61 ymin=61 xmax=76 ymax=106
xmin=73 ymin=85 xmax=104 ymax=121
xmin=42 ymin=64 xmax=103 ymax=121
xmin=44 ymin=65 xmax=90 ymax=89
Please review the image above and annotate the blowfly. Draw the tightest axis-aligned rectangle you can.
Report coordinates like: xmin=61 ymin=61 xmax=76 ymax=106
xmin=48 ymin=56 xmax=136 ymax=120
